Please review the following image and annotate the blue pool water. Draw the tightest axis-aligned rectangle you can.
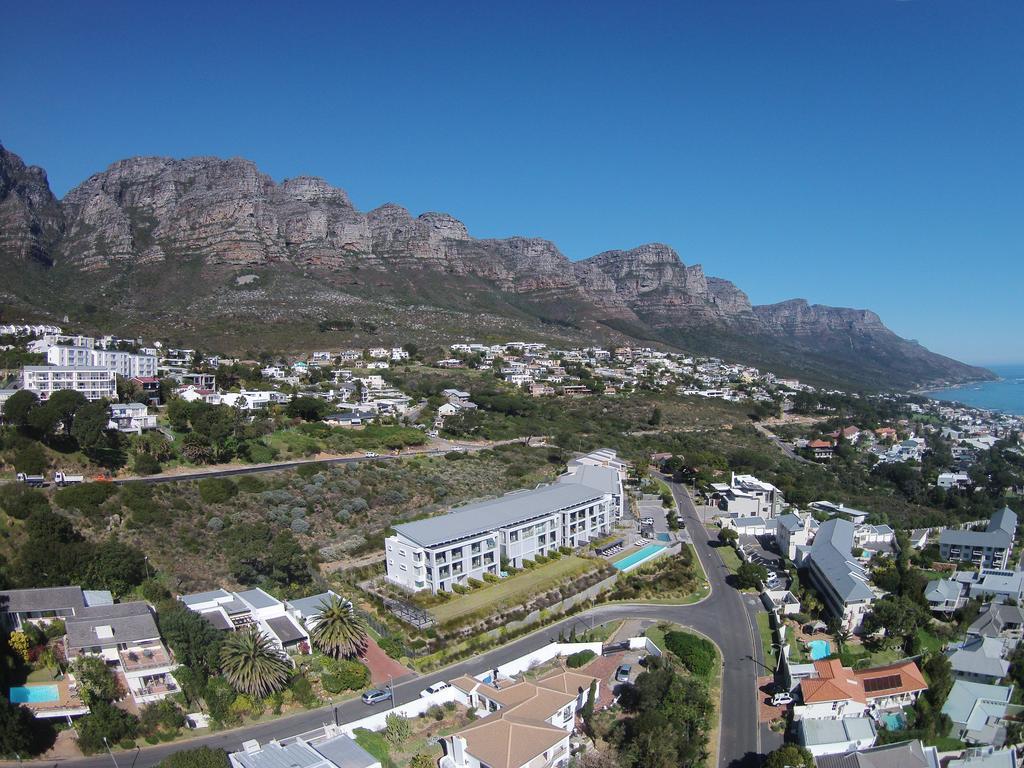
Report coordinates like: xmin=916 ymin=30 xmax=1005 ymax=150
xmin=614 ymin=544 xmax=666 ymax=571
xmin=658 ymin=533 xmax=672 ymax=542
xmin=808 ymin=640 xmax=832 ymax=660
xmin=9 ymin=685 xmax=59 ymax=704
xmin=883 ymin=712 xmax=907 ymax=731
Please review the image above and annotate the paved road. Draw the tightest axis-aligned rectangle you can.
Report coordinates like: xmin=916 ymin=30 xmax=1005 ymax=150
xmin=752 ymin=423 xmax=817 ymax=466
xmin=14 ymin=479 xmax=771 ymax=768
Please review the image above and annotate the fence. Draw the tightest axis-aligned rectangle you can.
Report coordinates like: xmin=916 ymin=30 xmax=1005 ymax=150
xmin=336 ymin=688 xmax=459 ymax=737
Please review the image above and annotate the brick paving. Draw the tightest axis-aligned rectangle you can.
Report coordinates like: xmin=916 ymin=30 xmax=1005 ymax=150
xmin=582 ymin=651 xmax=625 ymax=708
xmin=757 ymin=674 xmax=788 ymax=724
xmin=360 ymin=636 xmax=413 ymax=686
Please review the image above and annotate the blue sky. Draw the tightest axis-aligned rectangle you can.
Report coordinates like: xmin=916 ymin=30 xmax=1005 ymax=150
xmin=3 ymin=1 xmax=1022 ymax=365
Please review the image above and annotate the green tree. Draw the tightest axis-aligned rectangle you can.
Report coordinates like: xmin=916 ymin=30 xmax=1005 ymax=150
xmin=384 ymin=713 xmax=411 ymax=747
xmin=2 ymin=390 xmax=38 ymax=428
xmin=219 ymin=627 xmax=290 ymax=698
xmin=0 ymin=696 xmax=35 ymax=757
xmin=718 ymin=528 xmax=739 ymax=546
xmin=72 ymin=656 xmax=123 ymax=705
xmin=408 ymin=755 xmax=434 ymax=768
xmin=71 ymin=400 xmax=120 ymax=462
xmin=764 ymin=745 xmax=814 ymax=768
xmin=157 ymin=602 xmax=224 ymax=675
xmin=158 ymin=747 xmax=229 ymax=768
xmin=310 ymin=595 xmax=368 ymax=658
xmin=12 ymin=443 xmax=47 ymax=474
xmin=286 ymin=397 xmax=328 ymax=421
xmin=76 ymin=701 xmax=139 ymax=755
xmin=167 ymin=399 xmax=192 ymax=432
xmin=862 ymin=596 xmax=929 ymax=648
xmin=734 ymin=561 xmax=769 ymax=590
xmin=47 ymin=389 xmax=88 ymax=436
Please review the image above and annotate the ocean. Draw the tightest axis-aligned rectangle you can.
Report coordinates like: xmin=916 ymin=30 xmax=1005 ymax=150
xmin=924 ymin=364 xmax=1024 ymax=416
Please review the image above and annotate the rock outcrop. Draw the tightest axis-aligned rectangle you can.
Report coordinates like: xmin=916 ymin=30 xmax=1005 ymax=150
xmin=0 ymin=144 xmax=993 ymax=389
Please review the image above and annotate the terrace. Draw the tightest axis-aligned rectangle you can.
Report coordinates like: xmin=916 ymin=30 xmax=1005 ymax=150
xmin=120 ymin=644 xmax=173 ymax=671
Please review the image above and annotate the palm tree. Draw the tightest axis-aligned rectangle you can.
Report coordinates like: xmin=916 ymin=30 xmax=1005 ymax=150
xmin=310 ymin=594 xmax=368 ymax=658
xmin=219 ymin=626 xmax=291 ymax=698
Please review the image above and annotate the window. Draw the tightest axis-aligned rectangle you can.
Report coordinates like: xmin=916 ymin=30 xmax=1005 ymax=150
xmin=399 ymin=549 xmax=407 ymax=557
xmin=400 ymin=564 xmax=408 ymax=571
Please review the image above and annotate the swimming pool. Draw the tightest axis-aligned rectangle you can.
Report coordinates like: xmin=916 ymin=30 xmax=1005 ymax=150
xmin=808 ymin=640 xmax=832 ymax=660
xmin=9 ymin=684 xmax=59 ymax=704
xmin=614 ymin=544 xmax=666 ymax=572
xmin=882 ymin=712 xmax=906 ymax=731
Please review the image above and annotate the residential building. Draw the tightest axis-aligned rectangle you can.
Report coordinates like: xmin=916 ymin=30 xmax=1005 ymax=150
xmin=230 ymin=729 xmax=380 ymax=768
xmin=65 ymin=601 xmax=179 ymax=704
xmin=802 ymin=519 xmax=878 ymax=632
xmin=179 ymin=588 xmax=310 ymax=655
xmin=939 ymin=508 xmax=1017 ymax=569
xmin=385 ymin=483 xmax=612 ymax=594
xmin=947 ymin=636 xmax=1013 ymax=684
xmin=21 ymin=365 xmax=117 ymax=401
xmin=46 ymin=345 xmax=158 ymax=379
xmin=947 ymin=747 xmax=1019 ymax=768
xmin=714 ymin=473 xmax=784 ymax=518
xmin=941 ymin=680 xmax=1015 ymax=747
xmin=939 ymin=472 xmax=973 ymax=490
xmin=285 ymin=590 xmax=347 ymax=631
xmin=0 ymin=586 xmax=96 ymax=631
xmin=968 ymin=604 xmax=1024 ymax=642
xmin=129 ymin=376 xmax=161 ymax=404
xmin=794 ymin=658 xmax=927 ymax=721
xmin=798 ymin=716 xmax=877 ymax=757
xmin=809 ymin=440 xmax=835 ymax=461
xmin=853 ymin=524 xmax=896 ymax=555
xmin=809 ymin=501 xmax=870 ymax=525
xmin=444 ymin=669 xmax=600 ymax=768
xmin=925 ymin=579 xmax=967 ymax=615
xmin=108 ymin=402 xmax=158 ymax=433
xmin=812 ymin=740 xmax=939 ymax=768
xmin=558 ymin=449 xmax=627 ymax=520
xmin=954 ymin=568 xmax=1024 ymax=603
xmin=777 ymin=513 xmax=818 ymax=560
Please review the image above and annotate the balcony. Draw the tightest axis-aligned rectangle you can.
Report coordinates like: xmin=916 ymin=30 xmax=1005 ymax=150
xmin=120 ymin=646 xmax=173 ymax=672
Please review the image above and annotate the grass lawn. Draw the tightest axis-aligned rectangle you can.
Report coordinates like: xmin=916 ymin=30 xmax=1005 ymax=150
xmin=353 ymin=728 xmax=395 ymax=768
xmin=756 ymin=612 xmax=776 ymax=669
xmin=26 ymin=667 xmax=59 ymax=683
xmin=717 ymin=545 xmax=742 ymax=573
xmin=428 ymin=555 xmax=601 ymax=624
xmin=917 ymin=628 xmax=945 ymax=654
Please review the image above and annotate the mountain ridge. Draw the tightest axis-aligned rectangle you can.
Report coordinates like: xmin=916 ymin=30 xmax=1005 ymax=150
xmin=0 ymin=144 xmax=993 ymax=390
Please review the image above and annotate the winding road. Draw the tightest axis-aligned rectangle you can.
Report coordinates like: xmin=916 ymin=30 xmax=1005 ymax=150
xmin=10 ymin=479 xmax=777 ymax=768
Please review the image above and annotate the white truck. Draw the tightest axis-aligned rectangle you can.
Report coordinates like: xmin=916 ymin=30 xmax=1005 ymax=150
xmin=15 ymin=473 xmax=45 ymax=486
xmin=54 ymin=471 xmax=85 ymax=486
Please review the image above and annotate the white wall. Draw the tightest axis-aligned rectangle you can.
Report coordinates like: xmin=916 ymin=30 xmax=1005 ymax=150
xmin=338 ymin=688 xmax=458 ymax=736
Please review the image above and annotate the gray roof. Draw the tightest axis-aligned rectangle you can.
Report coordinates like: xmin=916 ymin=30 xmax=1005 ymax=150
xmin=231 ymin=735 xmax=378 ymax=768
xmin=180 ymin=588 xmax=232 ymax=606
xmin=82 ymin=590 xmax=114 ymax=607
xmin=287 ymin=592 xmax=338 ymax=620
xmin=925 ymin=579 xmax=964 ymax=604
xmin=201 ymin=610 xmax=232 ymax=631
xmin=969 ymin=604 xmax=1024 ymax=639
xmin=557 ymin=464 xmax=620 ymax=495
xmin=392 ymin=482 xmax=608 ymax=548
xmin=800 ymin=716 xmax=876 ymax=747
xmin=778 ymin=513 xmax=803 ymax=533
xmin=948 ymin=748 xmax=1018 ymax=768
xmin=311 ymin=733 xmax=380 ymax=768
xmin=733 ymin=516 xmax=767 ymax=528
xmin=806 ymin=519 xmax=876 ymax=603
xmin=814 ymin=740 xmax=938 ymax=768
xmin=948 ymin=637 xmax=1011 ymax=679
xmin=65 ymin=601 xmax=160 ymax=649
xmin=266 ymin=616 xmax=306 ymax=645
xmin=0 ymin=586 xmax=85 ymax=614
xmin=237 ymin=588 xmax=281 ymax=610
xmin=941 ymin=509 xmax=1017 ymax=550
xmin=941 ymin=680 xmax=1012 ymax=727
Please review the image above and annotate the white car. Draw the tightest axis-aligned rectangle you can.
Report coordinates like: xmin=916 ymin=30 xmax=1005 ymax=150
xmin=364 ymin=452 xmax=378 ymax=458
xmin=420 ymin=681 xmax=451 ymax=698
xmin=771 ymin=692 xmax=793 ymax=706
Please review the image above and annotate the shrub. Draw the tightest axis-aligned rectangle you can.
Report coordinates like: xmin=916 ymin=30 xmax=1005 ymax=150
xmin=566 ymin=649 xmax=597 ymax=668
xmin=664 ymin=630 xmax=717 ymax=677
xmin=322 ymin=659 xmax=369 ymax=692
xmin=198 ymin=478 xmax=237 ymax=504
xmin=158 ymin=747 xmax=230 ymax=768
xmin=533 ymin=554 xmax=549 ymax=564
xmin=76 ymin=700 xmax=139 ymax=755
xmin=384 ymin=713 xmax=411 ymax=746
xmin=289 ymin=674 xmax=319 ymax=708
xmin=466 ymin=578 xmax=483 ymax=589
xmin=12 ymin=443 xmax=48 ymax=474
xmin=547 ymin=550 xmax=562 ymax=560
xmin=427 ymin=704 xmax=445 ymax=721
xmin=235 ymin=475 xmax=266 ymax=494
xmin=133 ymin=452 xmax=162 ymax=475
xmin=482 ymin=572 xmax=500 ymax=583
xmin=296 ymin=462 xmax=327 ymax=479
xmin=54 ymin=482 xmax=118 ymax=517
xmin=290 ymin=518 xmax=311 ymax=534
xmin=0 ymin=483 xmax=50 ymax=520
xmin=451 ymin=584 xmax=470 ymax=594
xmin=377 ymin=636 xmax=404 ymax=658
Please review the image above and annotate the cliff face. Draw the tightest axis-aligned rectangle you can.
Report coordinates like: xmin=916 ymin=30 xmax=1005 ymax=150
xmin=0 ymin=145 xmax=993 ymax=389
xmin=0 ymin=145 xmax=64 ymax=267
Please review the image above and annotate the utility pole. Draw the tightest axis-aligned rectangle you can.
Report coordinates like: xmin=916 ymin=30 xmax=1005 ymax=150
xmin=102 ymin=737 xmax=119 ymax=768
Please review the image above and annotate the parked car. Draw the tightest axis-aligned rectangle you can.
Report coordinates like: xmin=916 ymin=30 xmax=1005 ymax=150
xmin=364 ymin=451 xmax=378 ymax=458
xmin=419 ymin=681 xmax=451 ymax=698
xmin=771 ymin=692 xmax=793 ymax=706
xmin=615 ymin=664 xmax=632 ymax=683
xmin=427 ymin=430 xmax=439 ymax=437
xmin=361 ymin=689 xmax=392 ymax=705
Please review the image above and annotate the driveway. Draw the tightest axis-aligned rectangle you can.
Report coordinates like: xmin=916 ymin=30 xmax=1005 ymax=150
xmin=16 ymin=479 xmax=772 ymax=768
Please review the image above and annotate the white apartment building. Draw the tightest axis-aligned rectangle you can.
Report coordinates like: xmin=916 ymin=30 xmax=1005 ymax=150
xmin=46 ymin=345 xmax=158 ymax=378
xmin=713 ymin=473 xmax=785 ymax=518
xmin=385 ymin=483 xmax=612 ymax=594
xmin=22 ymin=366 xmax=117 ymax=401
xmin=179 ymin=588 xmax=310 ymax=656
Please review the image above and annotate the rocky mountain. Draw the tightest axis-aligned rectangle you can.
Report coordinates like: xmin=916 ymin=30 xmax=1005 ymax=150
xmin=0 ymin=144 xmax=993 ymax=390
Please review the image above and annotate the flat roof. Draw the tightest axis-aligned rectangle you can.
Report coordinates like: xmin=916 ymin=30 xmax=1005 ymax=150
xmin=392 ymin=483 xmax=607 ymax=548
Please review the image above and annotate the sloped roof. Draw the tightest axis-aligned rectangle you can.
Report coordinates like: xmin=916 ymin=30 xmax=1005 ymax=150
xmin=854 ymin=660 xmax=928 ymax=697
xmin=456 ymin=714 xmax=567 ymax=768
xmin=806 ymin=519 xmax=876 ymax=602
xmin=802 ymin=659 xmax=867 ymax=704
xmin=0 ymin=586 xmax=85 ymax=614
xmin=814 ymin=739 xmax=938 ymax=768
xmin=65 ymin=601 xmax=159 ymax=649
xmin=948 ymin=637 xmax=1011 ymax=680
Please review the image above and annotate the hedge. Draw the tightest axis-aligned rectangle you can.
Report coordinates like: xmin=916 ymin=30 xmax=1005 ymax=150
xmin=566 ymin=649 xmax=597 ymax=668
xmin=664 ymin=630 xmax=717 ymax=677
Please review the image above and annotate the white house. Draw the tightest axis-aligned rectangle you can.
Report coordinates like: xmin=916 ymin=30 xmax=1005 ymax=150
xmin=715 ymin=473 xmax=784 ymax=518
xmin=108 ymin=402 xmax=158 ymax=434
xmin=22 ymin=365 xmax=117 ymax=401
xmin=179 ymin=588 xmax=310 ymax=655
xmin=794 ymin=658 xmax=927 ymax=722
